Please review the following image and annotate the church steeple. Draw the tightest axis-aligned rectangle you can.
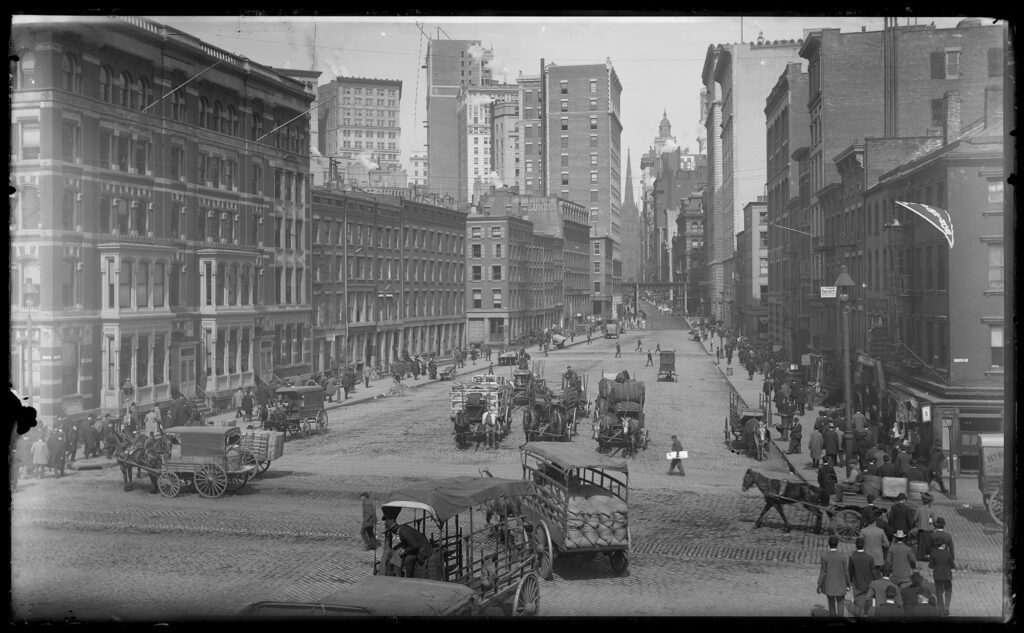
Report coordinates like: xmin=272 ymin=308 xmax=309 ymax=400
xmin=623 ymin=149 xmax=635 ymax=202
xmin=659 ymin=109 xmax=672 ymax=138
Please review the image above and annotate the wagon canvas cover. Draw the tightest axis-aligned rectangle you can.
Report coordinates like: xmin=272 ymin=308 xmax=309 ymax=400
xmin=383 ymin=476 xmax=536 ymax=522
xmin=522 ymin=442 xmax=629 ymax=473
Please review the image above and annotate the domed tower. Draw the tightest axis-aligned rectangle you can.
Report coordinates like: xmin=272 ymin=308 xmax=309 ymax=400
xmin=658 ymin=109 xmax=672 ymax=139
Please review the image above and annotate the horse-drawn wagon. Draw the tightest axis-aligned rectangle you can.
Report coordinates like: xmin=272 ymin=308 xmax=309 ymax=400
xmin=264 ymin=386 xmax=329 ymax=438
xmin=243 ymin=476 xmax=542 ymax=616
xmin=592 ymin=374 xmax=648 ymax=457
xmin=450 ymin=376 xmax=513 ymax=449
xmin=978 ymin=433 xmax=1004 ymax=526
xmin=656 ymin=350 xmax=677 ymax=382
xmin=725 ymin=391 xmax=771 ymax=460
xmin=522 ymin=380 xmax=572 ymax=443
xmin=154 ymin=426 xmax=260 ymax=498
xmin=519 ymin=443 xmax=631 ymax=579
xmin=498 ymin=351 xmax=520 ymax=367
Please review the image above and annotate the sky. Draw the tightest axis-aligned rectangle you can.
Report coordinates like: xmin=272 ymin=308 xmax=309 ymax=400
xmin=151 ymin=14 xmax=986 ymax=198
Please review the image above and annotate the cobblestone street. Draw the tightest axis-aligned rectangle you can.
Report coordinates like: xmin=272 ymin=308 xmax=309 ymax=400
xmin=10 ymin=306 xmax=1009 ymax=620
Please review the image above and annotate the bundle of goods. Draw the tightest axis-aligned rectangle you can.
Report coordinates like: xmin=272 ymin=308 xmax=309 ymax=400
xmin=607 ymin=380 xmax=645 ymax=406
xmin=597 ymin=413 xmax=620 ymax=435
xmin=535 ymin=482 xmax=628 ymax=549
xmin=239 ymin=429 xmax=285 ymax=461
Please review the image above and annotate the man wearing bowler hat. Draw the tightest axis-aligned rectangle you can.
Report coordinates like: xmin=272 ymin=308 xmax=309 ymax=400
xmin=382 ymin=511 xmax=433 ymax=579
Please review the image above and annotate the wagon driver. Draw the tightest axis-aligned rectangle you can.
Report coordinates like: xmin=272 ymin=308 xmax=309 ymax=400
xmin=481 ymin=404 xmax=499 ymax=450
xmin=382 ymin=511 xmax=433 ymax=579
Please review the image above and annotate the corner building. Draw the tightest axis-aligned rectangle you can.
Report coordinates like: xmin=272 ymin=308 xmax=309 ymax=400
xmin=10 ymin=16 xmax=315 ymax=424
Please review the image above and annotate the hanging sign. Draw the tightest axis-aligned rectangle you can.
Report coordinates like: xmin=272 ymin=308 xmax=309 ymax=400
xmin=820 ymin=286 xmax=837 ymax=298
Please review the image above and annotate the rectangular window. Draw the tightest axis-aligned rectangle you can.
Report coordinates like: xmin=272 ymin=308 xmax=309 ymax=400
xmin=490 ymin=226 xmax=502 ymax=239
xmin=990 ymin=324 xmax=1004 ymax=367
xmin=945 ymin=50 xmax=961 ymax=78
xmin=471 ymin=243 xmax=482 ymax=258
xmin=590 ymin=190 xmax=599 ymax=202
xmin=594 ymin=281 xmax=601 ymax=293
xmin=494 ymin=244 xmax=503 ymax=258
xmin=989 ymin=47 xmax=1003 ymax=76
xmin=492 ymin=289 xmax=502 ymax=309
xmin=560 ymin=80 xmax=568 ymax=95
xmin=20 ymin=121 xmax=40 ymax=160
xmin=988 ymin=243 xmax=1004 ymax=288
xmin=593 ymin=261 xmax=601 ymax=273
xmin=561 ymin=118 xmax=568 ymax=131
xmin=61 ymin=120 xmax=81 ymax=162
xmin=590 ymin=135 xmax=598 ymax=148
xmin=153 ymin=262 xmax=165 ymax=307
xmin=119 ymin=261 xmax=132 ymax=307
xmin=471 ymin=226 xmax=482 ymax=238
xmin=589 ymin=79 xmax=597 ymax=93
xmin=590 ymin=172 xmax=598 ymax=184
xmin=153 ymin=334 xmax=164 ymax=385
xmin=561 ymin=154 xmax=569 ymax=167
xmin=590 ymin=153 xmax=598 ymax=166
xmin=589 ymin=98 xmax=597 ymax=111
xmin=560 ymin=99 xmax=568 ymax=112
xmin=560 ymin=136 xmax=569 ymax=149
xmin=589 ymin=117 xmax=597 ymax=130
xmin=988 ymin=180 xmax=1004 ymax=203
xmin=492 ymin=265 xmax=502 ymax=281
xmin=930 ymin=99 xmax=945 ymax=127
xmin=561 ymin=172 xmax=569 ymax=185
xmin=473 ymin=289 xmax=482 ymax=309
xmin=593 ymin=242 xmax=601 ymax=255
xmin=137 ymin=335 xmax=149 ymax=387
xmin=472 ymin=265 xmax=482 ymax=281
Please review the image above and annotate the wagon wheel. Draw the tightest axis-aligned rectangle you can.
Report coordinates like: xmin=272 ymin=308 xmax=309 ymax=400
xmin=194 ymin=463 xmax=228 ymax=498
xmin=566 ymin=409 xmax=577 ymax=440
xmin=988 ymin=485 xmax=1004 ymax=526
xmin=531 ymin=521 xmax=553 ymax=581
xmin=608 ymin=550 xmax=628 ymax=574
xmin=299 ymin=420 xmax=312 ymax=438
xmin=830 ymin=508 xmax=862 ymax=542
xmin=256 ymin=460 xmax=272 ymax=474
xmin=510 ymin=573 xmax=540 ymax=616
xmin=286 ymin=423 xmax=302 ymax=438
xmin=227 ymin=471 xmax=250 ymax=493
xmin=316 ymin=409 xmax=329 ymax=435
xmin=454 ymin=412 xmax=467 ymax=449
xmin=157 ymin=471 xmax=181 ymax=498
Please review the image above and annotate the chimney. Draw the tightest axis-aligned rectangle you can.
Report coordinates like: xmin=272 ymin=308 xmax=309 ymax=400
xmin=944 ymin=90 xmax=961 ymax=144
xmin=984 ymin=86 xmax=1003 ymax=130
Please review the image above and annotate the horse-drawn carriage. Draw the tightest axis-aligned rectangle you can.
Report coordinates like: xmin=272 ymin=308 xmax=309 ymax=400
xmin=656 ymin=350 xmax=677 ymax=382
xmin=264 ymin=386 xmax=329 ymax=438
xmin=592 ymin=374 xmax=648 ymax=457
xmin=550 ymin=333 xmax=567 ymax=349
xmin=978 ymin=433 xmax=1004 ymax=526
xmin=153 ymin=426 xmax=260 ymax=498
xmin=520 ymin=443 xmax=631 ymax=579
xmin=498 ymin=351 xmax=520 ymax=367
xmin=243 ymin=476 xmax=542 ymax=617
xmin=439 ymin=363 xmax=458 ymax=381
xmin=725 ymin=391 xmax=771 ymax=460
xmin=450 ymin=376 xmax=514 ymax=449
xmin=511 ymin=368 xmax=536 ymax=406
xmin=522 ymin=380 xmax=571 ymax=443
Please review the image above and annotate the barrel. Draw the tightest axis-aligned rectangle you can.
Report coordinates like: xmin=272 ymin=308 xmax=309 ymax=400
xmin=908 ymin=480 xmax=929 ymax=502
xmin=609 ymin=380 xmax=646 ymax=405
xmin=862 ymin=474 xmax=882 ymax=499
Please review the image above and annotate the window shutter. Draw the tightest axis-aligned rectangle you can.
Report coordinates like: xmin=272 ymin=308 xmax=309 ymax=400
xmin=930 ymin=52 xmax=945 ymax=79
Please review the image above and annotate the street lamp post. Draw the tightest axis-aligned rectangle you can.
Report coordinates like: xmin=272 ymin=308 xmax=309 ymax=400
xmin=834 ymin=265 xmax=856 ymax=436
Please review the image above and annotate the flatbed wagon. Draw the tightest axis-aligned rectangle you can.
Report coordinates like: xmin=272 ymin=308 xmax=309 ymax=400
xmin=155 ymin=426 xmax=260 ymax=498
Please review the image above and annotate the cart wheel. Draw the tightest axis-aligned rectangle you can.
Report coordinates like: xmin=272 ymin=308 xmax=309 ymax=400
xmin=257 ymin=460 xmax=272 ymax=474
xmin=988 ymin=487 xmax=1004 ymax=526
xmin=316 ymin=409 xmax=329 ymax=435
xmin=239 ymin=449 xmax=259 ymax=472
xmin=532 ymin=521 xmax=553 ymax=581
xmin=830 ymin=509 xmax=862 ymax=542
xmin=194 ymin=463 xmax=228 ymax=498
xmin=227 ymin=471 xmax=250 ymax=493
xmin=157 ymin=471 xmax=181 ymax=498
xmin=511 ymin=573 xmax=540 ymax=616
xmin=300 ymin=420 xmax=312 ymax=438
xmin=609 ymin=550 xmax=628 ymax=574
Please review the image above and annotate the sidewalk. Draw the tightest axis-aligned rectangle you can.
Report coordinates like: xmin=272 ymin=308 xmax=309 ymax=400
xmin=682 ymin=318 xmax=982 ymax=509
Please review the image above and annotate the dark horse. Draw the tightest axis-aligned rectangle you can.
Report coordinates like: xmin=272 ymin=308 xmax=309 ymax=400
xmin=114 ymin=432 xmax=171 ymax=493
xmin=741 ymin=468 xmax=827 ymax=533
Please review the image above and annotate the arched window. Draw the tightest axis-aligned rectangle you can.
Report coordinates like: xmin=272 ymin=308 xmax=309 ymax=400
xmin=16 ymin=49 xmax=35 ymax=89
xmin=99 ymin=66 xmax=112 ymax=102
xmin=251 ymin=110 xmax=263 ymax=139
xmin=60 ymin=53 xmax=81 ymax=93
xmin=212 ymin=101 xmax=223 ymax=132
xmin=227 ymin=105 xmax=238 ymax=136
xmin=20 ymin=187 xmax=40 ymax=229
xmin=137 ymin=77 xmax=153 ymax=110
xmin=198 ymin=97 xmax=209 ymax=128
xmin=117 ymin=72 xmax=132 ymax=107
xmin=171 ymin=90 xmax=185 ymax=121
xmin=61 ymin=190 xmax=75 ymax=230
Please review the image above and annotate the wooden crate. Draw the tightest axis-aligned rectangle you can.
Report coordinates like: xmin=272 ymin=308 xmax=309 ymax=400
xmin=882 ymin=476 xmax=908 ymax=498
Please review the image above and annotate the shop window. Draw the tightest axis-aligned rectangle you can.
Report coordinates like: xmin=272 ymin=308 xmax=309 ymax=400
xmin=990 ymin=324 xmax=1003 ymax=367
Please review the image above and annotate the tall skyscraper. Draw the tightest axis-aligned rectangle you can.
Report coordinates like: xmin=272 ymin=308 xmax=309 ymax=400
xmin=456 ymin=84 xmax=519 ymax=207
xmin=543 ymin=61 xmax=623 ymax=317
xmin=317 ymin=76 xmax=403 ymax=185
xmin=426 ymin=39 xmax=493 ymax=200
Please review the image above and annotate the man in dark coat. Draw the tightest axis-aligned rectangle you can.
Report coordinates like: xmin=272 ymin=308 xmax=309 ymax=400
xmin=241 ymin=388 xmax=255 ymax=417
xmin=927 ymin=444 xmax=949 ymax=494
xmin=173 ymin=395 xmax=188 ymax=427
xmin=877 ymin=454 xmax=900 ymax=478
xmin=383 ymin=515 xmax=433 ymax=578
xmin=46 ymin=429 xmax=67 ymax=477
xmin=103 ymin=420 xmax=119 ymax=458
xmin=872 ymin=585 xmax=904 ymax=618
xmin=929 ymin=517 xmax=954 ymax=561
xmin=848 ymin=537 xmax=877 ymax=617
xmin=817 ymin=456 xmax=838 ymax=504
xmin=64 ymin=419 xmax=80 ymax=462
xmin=929 ymin=539 xmax=955 ymax=615
xmin=886 ymin=529 xmax=918 ymax=588
xmin=895 ymin=447 xmax=913 ymax=477
xmin=82 ymin=417 xmax=99 ymax=458
xmin=901 ymin=571 xmax=939 ymax=618
xmin=888 ymin=493 xmax=916 ymax=536
xmin=817 ymin=535 xmax=850 ymax=617
xmin=823 ymin=422 xmax=841 ymax=466
xmin=341 ymin=372 xmax=354 ymax=399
